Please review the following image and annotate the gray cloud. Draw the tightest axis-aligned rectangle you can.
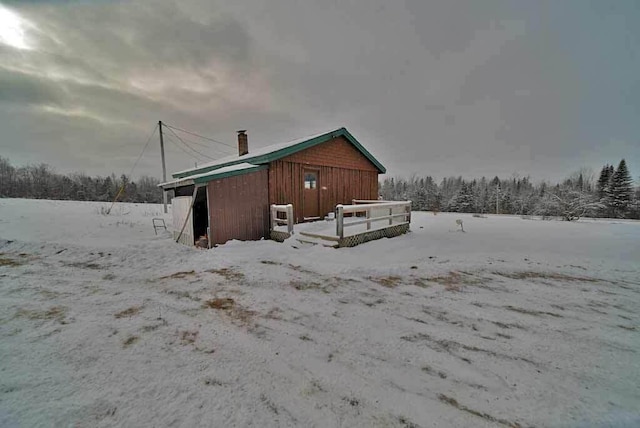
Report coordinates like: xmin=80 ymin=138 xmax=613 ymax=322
xmin=0 ymin=65 xmax=66 ymax=105
xmin=19 ymin=2 xmax=252 ymax=68
xmin=1 ymin=0 xmax=638 ymax=182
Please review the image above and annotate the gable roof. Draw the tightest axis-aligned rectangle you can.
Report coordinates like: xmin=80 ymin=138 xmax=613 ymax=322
xmin=171 ymin=127 xmax=386 ymax=180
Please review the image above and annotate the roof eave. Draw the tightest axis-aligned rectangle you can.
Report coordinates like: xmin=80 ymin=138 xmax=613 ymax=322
xmin=339 ymin=128 xmax=386 ymax=173
xmin=192 ymin=164 xmax=268 ymax=185
xmin=158 ymin=178 xmax=194 ymax=190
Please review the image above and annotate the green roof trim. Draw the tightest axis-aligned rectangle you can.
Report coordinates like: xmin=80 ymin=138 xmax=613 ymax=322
xmin=172 ymin=127 xmax=386 ymax=179
xmin=192 ymin=164 xmax=268 ymax=185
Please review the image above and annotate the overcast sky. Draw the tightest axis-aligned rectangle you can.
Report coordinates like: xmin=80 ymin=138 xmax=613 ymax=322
xmin=1 ymin=0 xmax=638 ymax=182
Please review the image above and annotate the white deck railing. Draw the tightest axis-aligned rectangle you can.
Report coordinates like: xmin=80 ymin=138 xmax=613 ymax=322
xmin=270 ymin=204 xmax=294 ymax=234
xmin=336 ymin=200 xmax=411 ymax=239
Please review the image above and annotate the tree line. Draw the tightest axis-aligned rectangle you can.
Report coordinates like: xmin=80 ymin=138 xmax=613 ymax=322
xmin=0 ymin=157 xmax=163 ymax=203
xmin=2 ymin=155 xmax=638 ymax=219
xmin=380 ymin=159 xmax=640 ymax=220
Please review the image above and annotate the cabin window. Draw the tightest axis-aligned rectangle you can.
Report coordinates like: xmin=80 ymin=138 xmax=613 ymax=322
xmin=304 ymin=173 xmax=317 ymax=189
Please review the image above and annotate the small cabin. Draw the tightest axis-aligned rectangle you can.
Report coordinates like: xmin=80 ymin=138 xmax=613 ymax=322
xmin=160 ymin=127 xmax=386 ymax=247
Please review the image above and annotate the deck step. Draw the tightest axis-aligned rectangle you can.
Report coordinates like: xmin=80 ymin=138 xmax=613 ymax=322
xmin=298 ymin=231 xmax=340 ymax=242
xmin=295 ymin=233 xmax=340 ymax=248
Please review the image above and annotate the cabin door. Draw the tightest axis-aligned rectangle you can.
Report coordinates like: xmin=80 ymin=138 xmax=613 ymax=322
xmin=303 ymin=169 xmax=320 ymax=219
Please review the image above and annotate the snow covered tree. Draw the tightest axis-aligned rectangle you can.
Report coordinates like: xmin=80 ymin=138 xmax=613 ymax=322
xmin=446 ymin=182 xmax=475 ymax=212
xmin=535 ymin=187 xmax=602 ymax=221
xmin=412 ymin=187 xmax=428 ymax=210
xmin=472 ymin=177 xmax=488 ymax=213
xmin=0 ymin=156 xmax=16 ymax=197
xmin=379 ymin=178 xmax=394 ymax=200
xmin=499 ymin=190 xmax=513 ymax=215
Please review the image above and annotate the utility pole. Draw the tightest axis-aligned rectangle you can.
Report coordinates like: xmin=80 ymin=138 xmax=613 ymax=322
xmin=159 ymin=120 xmax=168 ymax=213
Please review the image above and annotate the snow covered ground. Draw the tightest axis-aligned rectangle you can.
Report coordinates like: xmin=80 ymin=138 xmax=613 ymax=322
xmin=1 ymin=198 xmax=639 ymax=427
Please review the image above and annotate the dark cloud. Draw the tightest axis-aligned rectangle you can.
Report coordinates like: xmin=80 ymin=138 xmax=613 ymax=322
xmin=18 ymin=1 xmax=252 ymax=70
xmin=0 ymin=66 xmax=66 ymax=105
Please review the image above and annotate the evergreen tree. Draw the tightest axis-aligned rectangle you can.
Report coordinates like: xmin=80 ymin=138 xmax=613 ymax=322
xmin=632 ymin=182 xmax=640 ymax=219
xmin=500 ymin=190 xmax=513 ymax=214
xmin=608 ymin=159 xmax=633 ymax=217
xmin=596 ymin=164 xmax=611 ymax=199
xmin=445 ymin=182 xmax=473 ymax=212
xmin=457 ymin=182 xmax=475 ymax=212
xmin=474 ymin=177 xmax=488 ymax=213
xmin=606 ymin=165 xmax=615 ymax=195
xmin=598 ymin=164 xmax=616 ymax=216
xmin=412 ymin=187 xmax=428 ymax=211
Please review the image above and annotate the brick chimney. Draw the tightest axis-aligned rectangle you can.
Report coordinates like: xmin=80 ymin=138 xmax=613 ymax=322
xmin=237 ymin=130 xmax=248 ymax=156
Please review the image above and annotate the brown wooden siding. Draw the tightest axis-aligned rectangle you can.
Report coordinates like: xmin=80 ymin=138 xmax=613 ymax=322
xmin=269 ymin=137 xmax=378 ymax=223
xmin=268 ymin=136 xmax=380 ymax=222
xmin=280 ymin=136 xmax=379 ymax=172
xmin=269 ymin=161 xmax=379 ymax=223
xmin=207 ymin=169 xmax=270 ymax=245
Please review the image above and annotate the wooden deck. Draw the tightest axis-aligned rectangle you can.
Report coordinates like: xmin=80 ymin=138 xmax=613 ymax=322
xmin=298 ymin=222 xmax=410 ymax=247
xmin=270 ymin=200 xmax=411 ymax=247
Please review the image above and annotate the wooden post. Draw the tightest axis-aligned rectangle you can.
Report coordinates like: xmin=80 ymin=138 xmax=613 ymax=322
xmin=159 ymin=121 xmax=168 ymax=214
xmin=406 ymin=203 xmax=411 ymax=223
xmin=286 ymin=204 xmax=294 ymax=234
xmin=336 ymin=205 xmax=344 ymax=239
xmin=270 ymin=204 xmax=276 ymax=231
xmin=389 ymin=207 xmax=393 ymax=225
xmin=366 ymin=209 xmax=371 ymax=230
